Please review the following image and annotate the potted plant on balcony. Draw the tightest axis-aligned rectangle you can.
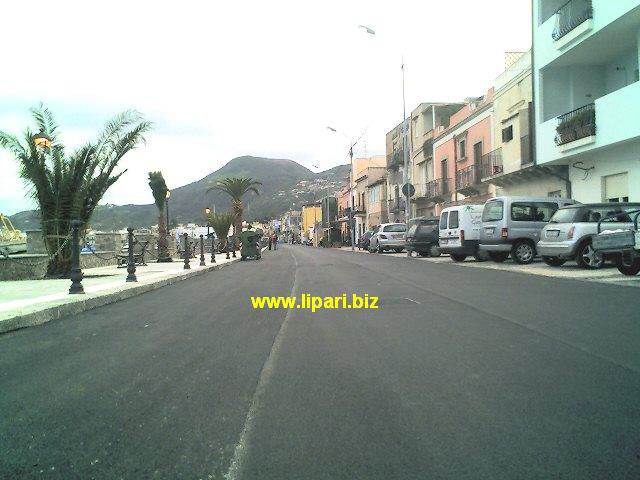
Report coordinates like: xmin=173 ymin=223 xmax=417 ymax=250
xmin=556 ymin=116 xmax=577 ymax=145
xmin=574 ymin=108 xmax=596 ymax=139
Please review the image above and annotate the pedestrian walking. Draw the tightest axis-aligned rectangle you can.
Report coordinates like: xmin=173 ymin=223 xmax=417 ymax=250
xmin=272 ymin=233 xmax=278 ymax=250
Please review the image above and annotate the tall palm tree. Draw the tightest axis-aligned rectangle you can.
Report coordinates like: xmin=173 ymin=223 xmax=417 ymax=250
xmin=148 ymin=171 xmax=170 ymax=262
xmin=207 ymin=177 xmax=261 ymax=249
xmin=206 ymin=212 xmax=234 ymax=253
xmin=0 ymin=104 xmax=151 ymax=277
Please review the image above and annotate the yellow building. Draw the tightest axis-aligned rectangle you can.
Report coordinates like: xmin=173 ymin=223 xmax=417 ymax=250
xmin=301 ymin=203 xmax=322 ymax=242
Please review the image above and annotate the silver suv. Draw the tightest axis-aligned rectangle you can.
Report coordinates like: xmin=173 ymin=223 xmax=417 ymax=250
xmin=537 ymin=203 xmax=640 ymax=269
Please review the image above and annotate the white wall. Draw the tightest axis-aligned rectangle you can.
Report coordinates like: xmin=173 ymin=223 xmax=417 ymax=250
xmin=567 ymin=139 xmax=640 ymax=202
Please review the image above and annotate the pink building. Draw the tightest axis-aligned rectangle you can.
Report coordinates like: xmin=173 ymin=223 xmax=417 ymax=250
xmin=432 ymin=89 xmax=495 ymax=213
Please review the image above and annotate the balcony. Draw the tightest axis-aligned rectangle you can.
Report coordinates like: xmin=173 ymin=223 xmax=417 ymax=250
xmin=554 ymin=103 xmax=596 ymax=147
xmin=386 ymin=149 xmax=405 ymax=169
xmin=388 ymin=198 xmax=406 ymax=214
xmin=422 ymin=138 xmax=434 ymax=159
xmin=480 ymin=148 xmax=503 ymax=179
xmin=455 ymin=165 xmax=482 ymax=196
xmin=552 ymin=0 xmax=593 ymax=42
xmin=424 ymin=178 xmax=450 ymax=203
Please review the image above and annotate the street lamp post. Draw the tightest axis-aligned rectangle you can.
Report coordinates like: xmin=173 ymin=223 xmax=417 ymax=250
xmin=204 ymin=206 xmax=215 ymax=263
xmin=157 ymin=189 xmax=173 ymax=262
xmin=327 ymin=127 xmax=366 ymax=251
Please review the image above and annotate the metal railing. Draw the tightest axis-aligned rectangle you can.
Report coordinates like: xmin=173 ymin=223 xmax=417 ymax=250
xmin=554 ymin=103 xmax=596 ymax=146
xmin=552 ymin=0 xmax=593 ymax=41
xmin=388 ymin=197 xmax=406 ymax=213
xmin=425 ymin=178 xmax=449 ymax=200
xmin=456 ymin=165 xmax=479 ymax=190
xmin=480 ymin=148 xmax=503 ymax=178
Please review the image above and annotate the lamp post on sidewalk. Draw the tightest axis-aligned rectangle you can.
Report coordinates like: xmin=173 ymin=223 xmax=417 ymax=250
xmin=327 ymin=126 xmax=367 ymax=251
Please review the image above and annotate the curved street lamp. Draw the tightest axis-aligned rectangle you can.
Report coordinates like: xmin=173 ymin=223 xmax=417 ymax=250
xmin=32 ymin=130 xmax=51 ymax=148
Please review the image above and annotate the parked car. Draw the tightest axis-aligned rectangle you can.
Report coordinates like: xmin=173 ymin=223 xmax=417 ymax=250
xmin=537 ymin=202 xmax=640 ymax=269
xmin=358 ymin=229 xmax=376 ymax=250
xmin=438 ymin=205 xmax=486 ymax=262
xmin=592 ymin=207 xmax=640 ymax=276
xmin=368 ymin=223 xmax=406 ymax=253
xmin=479 ymin=196 xmax=576 ymax=264
xmin=405 ymin=217 xmax=440 ymax=257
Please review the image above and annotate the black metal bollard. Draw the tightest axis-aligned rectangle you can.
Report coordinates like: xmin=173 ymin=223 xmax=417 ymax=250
xmin=69 ymin=220 xmax=85 ymax=294
xmin=210 ymin=236 xmax=216 ymax=263
xmin=126 ymin=227 xmax=137 ymax=282
xmin=225 ymin=240 xmax=230 ymax=260
xmin=183 ymin=233 xmax=191 ymax=270
xmin=199 ymin=234 xmax=206 ymax=266
xmin=232 ymin=236 xmax=237 ymax=258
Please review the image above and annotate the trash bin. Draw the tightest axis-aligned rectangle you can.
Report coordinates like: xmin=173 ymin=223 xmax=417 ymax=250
xmin=240 ymin=228 xmax=263 ymax=260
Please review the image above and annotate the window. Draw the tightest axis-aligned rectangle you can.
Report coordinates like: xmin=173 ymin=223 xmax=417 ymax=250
xmin=548 ymin=190 xmax=562 ymax=198
xmin=439 ymin=212 xmax=449 ymax=229
xmin=482 ymin=201 xmax=504 ymax=222
xmin=511 ymin=202 xmax=559 ymax=222
xmin=604 ymin=173 xmax=629 ymax=203
xmin=458 ymin=139 xmax=466 ymax=159
xmin=449 ymin=211 xmax=459 ymax=229
xmin=383 ymin=224 xmax=406 ymax=232
xmin=501 ymin=125 xmax=513 ymax=142
xmin=369 ymin=186 xmax=378 ymax=204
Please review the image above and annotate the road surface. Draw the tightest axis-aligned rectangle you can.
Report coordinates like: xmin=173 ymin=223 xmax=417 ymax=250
xmin=2 ymin=245 xmax=640 ymax=479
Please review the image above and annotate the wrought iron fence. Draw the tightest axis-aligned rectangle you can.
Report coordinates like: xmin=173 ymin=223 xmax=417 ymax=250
xmin=480 ymin=148 xmax=503 ymax=178
xmin=552 ymin=0 xmax=593 ymax=41
xmin=425 ymin=178 xmax=449 ymax=199
xmin=554 ymin=103 xmax=596 ymax=146
xmin=456 ymin=165 xmax=478 ymax=190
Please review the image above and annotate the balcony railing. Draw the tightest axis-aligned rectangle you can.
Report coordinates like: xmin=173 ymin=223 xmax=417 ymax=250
xmin=552 ymin=0 xmax=593 ymax=41
xmin=388 ymin=198 xmax=406 ymax=213
xmin=456 ymin=165 xmax=479 ymax=191
xmin=386 ymin=149 xmax=405 ymax=169
xmin=422 ymin=138 xmax=434 ymax=159
xmin=424 ymin=178 xmax=450 ymax=201
xmin=554 ymin=103 xmax=596 ymax=146
xmin=480 ymin=148 xmax=503 ymax=178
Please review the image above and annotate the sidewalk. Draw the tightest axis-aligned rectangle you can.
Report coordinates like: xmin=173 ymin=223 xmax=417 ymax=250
xmin=0 ymin=252 xmax=240 ymax=334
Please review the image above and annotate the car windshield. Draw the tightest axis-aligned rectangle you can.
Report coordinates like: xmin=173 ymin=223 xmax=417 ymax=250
xmin=383 ymin=224 xmax=406 ymax=232
xmin=407 ymin=225 xmax=419 ymax=237
xmin=549 ymin=207 xmax=580 ymax=223
xmin=482 ymin=201 xmax=504 ymax=222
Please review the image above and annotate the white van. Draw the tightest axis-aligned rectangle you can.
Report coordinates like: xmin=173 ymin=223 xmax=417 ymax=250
xmin=438 ymin=204 xmax=487 ymax=262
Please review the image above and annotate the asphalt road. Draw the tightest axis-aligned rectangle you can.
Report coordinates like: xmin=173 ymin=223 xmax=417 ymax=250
xmin=2 ymin=245 xmax=640 ymax=479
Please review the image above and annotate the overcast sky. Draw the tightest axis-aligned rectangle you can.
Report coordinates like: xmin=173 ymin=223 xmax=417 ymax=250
xmin=0 ymin=0 xmax=531 ymax=215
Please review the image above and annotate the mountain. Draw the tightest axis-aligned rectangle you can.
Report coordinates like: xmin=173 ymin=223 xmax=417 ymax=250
xmin=9 ymin=156 xmax=350 ymax=231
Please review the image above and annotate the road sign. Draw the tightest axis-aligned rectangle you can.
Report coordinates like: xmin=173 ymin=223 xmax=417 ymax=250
xmin=402 ymin=183 xmax=415 ymax=198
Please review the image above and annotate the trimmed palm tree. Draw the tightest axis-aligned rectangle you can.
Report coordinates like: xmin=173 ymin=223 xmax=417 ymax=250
xmin=0 ymin=104 xmax=151 ymax=277
xmin=206 ymin=177 xmax=261 ymax=249
xmin=207 ymin=212 xmax=234 ymax=254
xmin=148 ymin=171 xmax=170 ymax=262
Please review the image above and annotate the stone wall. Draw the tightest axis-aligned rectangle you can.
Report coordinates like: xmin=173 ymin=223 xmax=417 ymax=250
xmin=0 ymin=252 xmax=119 ymax=281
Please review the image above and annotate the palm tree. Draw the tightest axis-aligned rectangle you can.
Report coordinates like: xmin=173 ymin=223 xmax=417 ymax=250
xmin=0 ymin=104 xmax=151 ymax=277
xmin=207 ymin=177 xmax=261 ymax=249
xmin=148 ymin=171 xmax=170 ymax=262
xmin=206 ymin=212 xmax=234 ymax=253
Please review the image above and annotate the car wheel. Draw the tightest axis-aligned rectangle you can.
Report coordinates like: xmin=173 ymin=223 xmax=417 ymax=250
xmin=576 ymin=240 xmax=603 ymax=269
xmin=429 ymin=245 xmax=441 ymax=257
xmin=616 ymin=254 xmax=640 ymax=276
xmin=488 ymin=251 xmax=509 ymax=263
xmin=377 ymin=244 xmax=383 ymax=254
xmin=418 ymin=252 xmax=429 ymax=257
xmin=394 ymin=248 xmax=403 ymax=253
xmin=450 ymin=253 xmax=467 ymax=262
xmin=542 ymin=256 xmax=566 ymax=267
xmin=511 ymin=241 xmax=535 ymax=265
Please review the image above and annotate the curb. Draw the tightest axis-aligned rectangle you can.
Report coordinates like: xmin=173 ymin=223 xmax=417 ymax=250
xmin=0 ymin=258 xmax=240 ymax=335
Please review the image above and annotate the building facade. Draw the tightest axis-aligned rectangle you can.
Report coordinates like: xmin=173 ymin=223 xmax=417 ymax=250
xmin=533 ymin=0 xmax=640 ymax=202
xmin=385 ymin=120 xmax=409 ymax=223
xmin=480 ymin=50 xmax=569 ymax=197
xmin=432 ymin=90 xmax=496 ymax=213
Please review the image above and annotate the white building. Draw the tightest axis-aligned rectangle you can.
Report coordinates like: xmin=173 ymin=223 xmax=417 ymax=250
xmin=533 ymin=0 xmax=640 ymax=203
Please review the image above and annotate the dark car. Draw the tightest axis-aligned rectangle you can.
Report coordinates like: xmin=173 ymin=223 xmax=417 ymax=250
xmin=358 ymin=228 xmax=377 ymax=250
xmin=405 ymin=216 xmax=441 ymax=257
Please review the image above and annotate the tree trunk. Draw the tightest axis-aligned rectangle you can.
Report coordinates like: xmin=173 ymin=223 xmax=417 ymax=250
xmin=157 ymin=210 xmax=168 ymax=260
xmin=233 ymin=201 xmax=243 ymax=250
xmin=44 ymin=222 xmax=72 ymax=278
